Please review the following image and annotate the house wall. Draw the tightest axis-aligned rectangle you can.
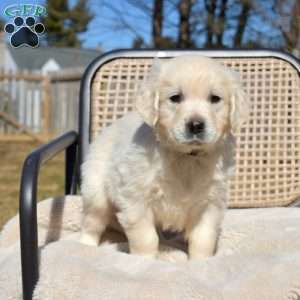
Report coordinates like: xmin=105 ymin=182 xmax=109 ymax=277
xmin=0 ymin=32 xmax=17 ymax=72
xmin=4 ymin=47 xmax=17 ymax=71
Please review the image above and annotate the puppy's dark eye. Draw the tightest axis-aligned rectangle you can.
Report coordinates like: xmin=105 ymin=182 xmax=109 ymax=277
xmin=210 ymin=94 xmax=222 ymax=104
xmin=169 ymin=94 xmax=182 ymax=103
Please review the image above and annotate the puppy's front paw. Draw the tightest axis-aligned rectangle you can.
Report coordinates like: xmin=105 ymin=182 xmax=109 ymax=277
xmin=188 ymin=237 xmax=217 ymax=260
xmin=188 ymin=249 xmax=214 ymax=260
xmin=125 ymin=225 xmax=159 ymax=258
xmin=128 ymin=236 xmax=159 ymax=259
xmin=131 ymin=250 xmax=158 ymax=259
xmin=79 ymin=233 xmax=99 ymax=246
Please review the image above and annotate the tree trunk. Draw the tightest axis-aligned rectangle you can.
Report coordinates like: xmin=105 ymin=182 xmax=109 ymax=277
xmin=205 ymin=0 xmax=217 ymax=48
xmin=216 ymin=0 xmax=227 ymax=47
xmin=177 ymin=0 xmax=193 ymax=48
xmin=233 ymin=0 xmax=250 ymax=47
xmin=283 ymin=0 xmax=300 ymax=53
xmin=152 ymin=0 xmax=164 ymax=47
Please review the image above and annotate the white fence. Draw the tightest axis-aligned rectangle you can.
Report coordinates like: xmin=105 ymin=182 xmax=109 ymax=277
xmin=0 ymin=69 xmax=83 ymax=138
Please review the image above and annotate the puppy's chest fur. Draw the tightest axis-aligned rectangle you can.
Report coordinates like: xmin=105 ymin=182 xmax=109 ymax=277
xmin=111 ymin=144 xmax=227 ymax=233
xmin=149 ymin=152 xmax=220 ymax=231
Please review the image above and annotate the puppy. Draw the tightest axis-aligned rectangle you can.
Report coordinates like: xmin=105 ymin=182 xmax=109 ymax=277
xmin=80 ymin=55 xmax=249 ymax=259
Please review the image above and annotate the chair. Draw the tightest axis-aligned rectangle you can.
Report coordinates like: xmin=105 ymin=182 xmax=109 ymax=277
xmin=19 ymin=49 xmax=300 ymax=300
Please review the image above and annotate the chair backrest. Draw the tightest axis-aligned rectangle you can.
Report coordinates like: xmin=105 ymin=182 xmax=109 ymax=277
xmin=79 ymin=50 xmax=300 ymax=208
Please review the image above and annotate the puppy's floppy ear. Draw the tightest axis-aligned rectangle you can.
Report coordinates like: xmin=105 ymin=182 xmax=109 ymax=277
xmin=229 ymin=72 xmax=250 ymax=134
xmin=135 ymin=58 xmax=161 ymax=127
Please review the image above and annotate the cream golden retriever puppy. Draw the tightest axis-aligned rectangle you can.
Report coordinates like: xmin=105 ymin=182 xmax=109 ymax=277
xmin=80 ymin=55 xmax=249 ymax=260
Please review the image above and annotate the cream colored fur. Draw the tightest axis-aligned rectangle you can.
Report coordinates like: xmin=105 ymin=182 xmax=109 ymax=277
xmin=80 ymin=55 xmax=249 ymax=259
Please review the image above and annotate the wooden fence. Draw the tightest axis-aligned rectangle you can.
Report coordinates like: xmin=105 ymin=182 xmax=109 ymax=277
xmin=0 ymin=69 xmax=83 ymax=141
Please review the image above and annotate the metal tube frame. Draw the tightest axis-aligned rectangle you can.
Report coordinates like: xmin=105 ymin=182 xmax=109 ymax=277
xmin=19 ymin=131 xmax=78 ymax=300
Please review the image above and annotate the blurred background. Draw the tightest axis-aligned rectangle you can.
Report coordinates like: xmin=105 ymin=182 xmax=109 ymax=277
xmin=0 ymin=0 xmax=299 ymax=228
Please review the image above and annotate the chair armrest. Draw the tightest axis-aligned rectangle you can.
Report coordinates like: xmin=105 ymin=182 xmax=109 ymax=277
xmin=19 ymin=130 xmax=78 ymax=300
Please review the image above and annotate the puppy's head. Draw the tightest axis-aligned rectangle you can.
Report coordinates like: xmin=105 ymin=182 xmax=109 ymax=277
xmin=136 ymin=55 xmax=249 ymax=153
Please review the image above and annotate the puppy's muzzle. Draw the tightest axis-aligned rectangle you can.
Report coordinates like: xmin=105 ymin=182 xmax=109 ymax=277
xmin=186 ymin=118 xmax=205 ymax=135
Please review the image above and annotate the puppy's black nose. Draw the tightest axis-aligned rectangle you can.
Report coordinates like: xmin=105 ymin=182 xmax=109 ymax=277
xmin=187 ymin=119 xmax=205 ymax=135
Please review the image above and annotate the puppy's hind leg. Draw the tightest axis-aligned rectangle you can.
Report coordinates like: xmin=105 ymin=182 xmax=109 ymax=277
xmin=80 ymin=195 xmax=112 ymax=246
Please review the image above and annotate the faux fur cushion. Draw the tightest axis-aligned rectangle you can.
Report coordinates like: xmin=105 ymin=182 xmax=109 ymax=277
xmin=1 ymin=195 xmax=300 ymax=300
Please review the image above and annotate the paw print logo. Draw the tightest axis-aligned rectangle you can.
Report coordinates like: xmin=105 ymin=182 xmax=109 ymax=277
xmin=4 ymin=16 xmax=45 ymax=48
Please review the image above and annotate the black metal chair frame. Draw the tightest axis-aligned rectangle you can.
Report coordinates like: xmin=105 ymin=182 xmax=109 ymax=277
xmin=18 ymin=49 xmax=300 ymax=300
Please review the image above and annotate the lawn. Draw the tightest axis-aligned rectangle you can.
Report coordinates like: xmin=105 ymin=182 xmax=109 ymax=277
xmin=0 ymin=140 xmax=65 ymax=229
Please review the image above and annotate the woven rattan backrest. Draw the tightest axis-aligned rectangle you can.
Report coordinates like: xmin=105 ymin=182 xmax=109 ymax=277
xmin=89 ymin=53 xmax=300 ymax=208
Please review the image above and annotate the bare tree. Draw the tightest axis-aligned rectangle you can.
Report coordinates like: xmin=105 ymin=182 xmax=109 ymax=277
xmin=204 ymin=0 xmax=217 ymax=47
xmin=177 ymin=0 xmax=194 ymax=48
xmin=152 ymin=0 xmax=164 ymax=47
xmin=233 ymin=0 xmax=251 ymax=47
xmin=247 ymin=0 xmax=300 ymax=55
xmin=215 ymin=0 xmax=227 ymax=47
xmin=92 ymin=0 xmax=300 ymax=57
xmin=279 ymin=0 xmax=300 ymax=54
xmin=202 ymin=0 xmax=231 ymax=48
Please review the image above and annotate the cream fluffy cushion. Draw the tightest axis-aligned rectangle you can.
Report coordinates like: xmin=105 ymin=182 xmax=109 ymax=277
xmin=1 ymin=195 xmax=300 ymax=300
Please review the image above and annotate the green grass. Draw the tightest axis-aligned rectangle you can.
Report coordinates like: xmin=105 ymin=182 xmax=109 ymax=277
xmin=0 ymin=141 xmax=65 ymax=229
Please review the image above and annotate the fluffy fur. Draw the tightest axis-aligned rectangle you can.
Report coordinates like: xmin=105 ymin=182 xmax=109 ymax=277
xmin=80 ymin=55 xmax=249 ymax=259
